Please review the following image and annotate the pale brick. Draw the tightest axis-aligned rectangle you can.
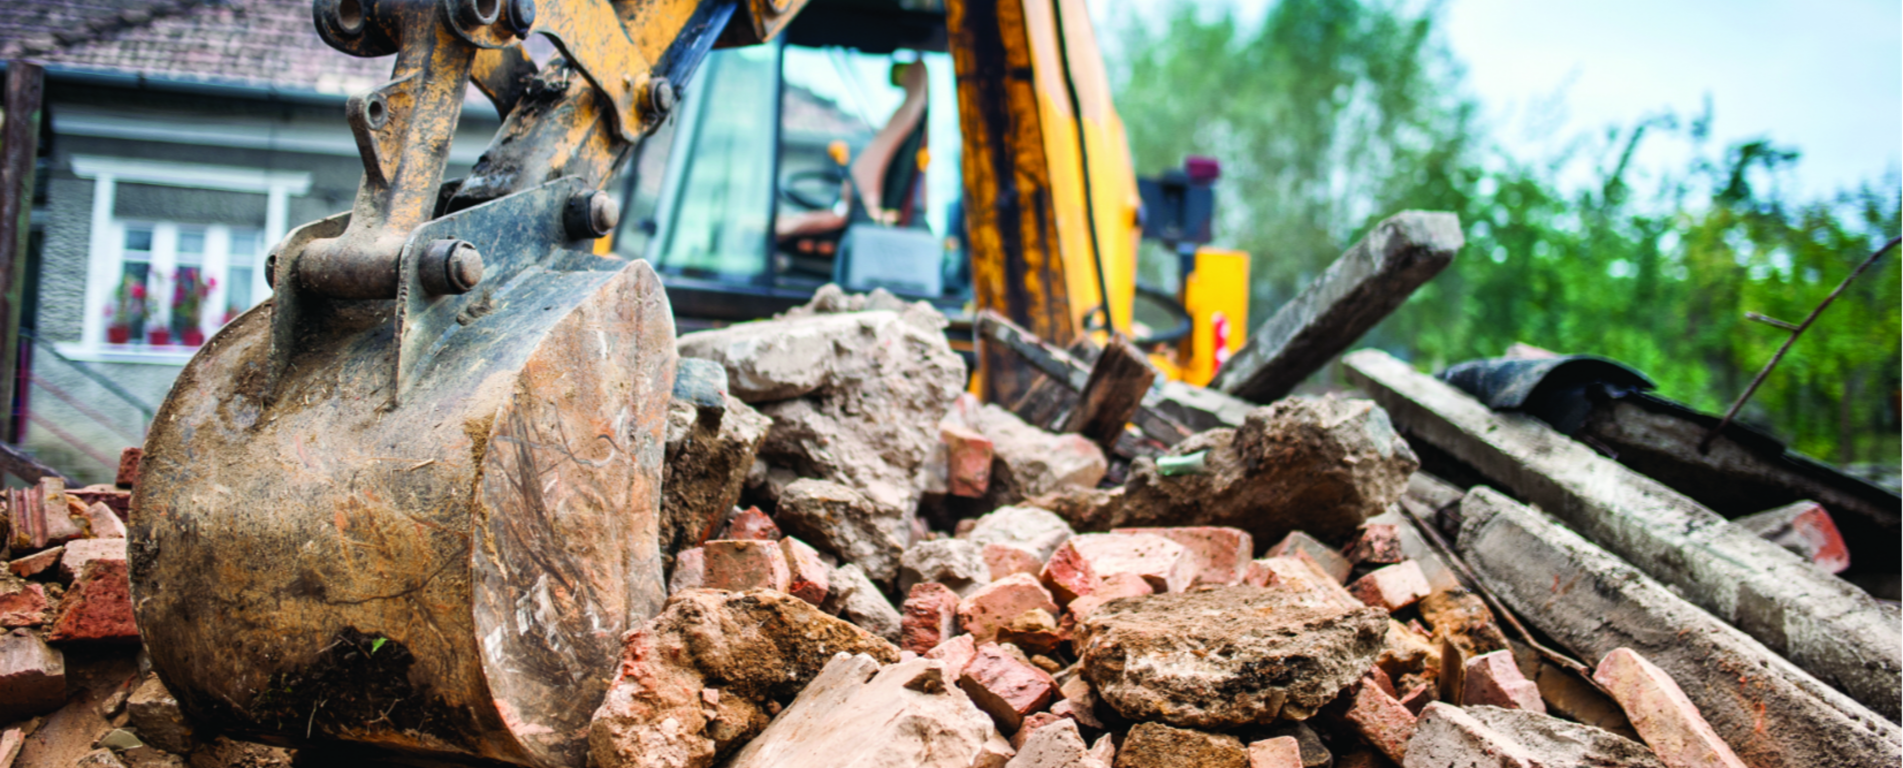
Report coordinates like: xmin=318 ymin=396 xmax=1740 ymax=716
xmin=1347 ymin=560 xmax=1430 ymax=612
xmin=984 ymin=543 xmax=1045 ymax=581
xmin=958 ymin=573 xmax=1059 ymax=643
xmin=924 ymin=633 xmax=977 ymax=678
xmin=1247 ymin=736 xmax=1304 ymax=768
xmin=1265 ymin=531 xmax=1353 ymax=583
xmin=778 ymin=537 xmax=831 ymax=606
xmin=60 ymin=537 xmax=127 ymax=582
xmin=0 ymin=629 xmax=64 ymax=720
xmin=1593 ymin=648 xmax=1747 ymax=768
xmin=1463 ymin=650 xmax=1545 ymax=713
xmin=1343 ymin=673 xmax=1416 ymax=764
xmin=1113 ymin=526 xmax=1252 ymax=587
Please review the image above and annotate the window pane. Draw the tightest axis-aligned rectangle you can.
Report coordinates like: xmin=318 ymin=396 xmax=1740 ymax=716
xmin=225 ymin=227 xmax=262 ymax=323
xmin=654 ymin=46 xmax=779 ymax=281
xmin=176 ymin=227 xmax=206 ymax=265
xmin=106 ymin=262 xmax=150 ymax=345
xmin=124 ymin=225 xmax=153 ymax=253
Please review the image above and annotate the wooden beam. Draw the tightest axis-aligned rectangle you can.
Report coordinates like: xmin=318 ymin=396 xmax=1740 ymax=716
xmin=0 ymin=61 xmax=43 ymax=443
xmin=0 ymin=439 xmax=69 ymax=486
xmin=1343 ymin=348 xmax=1901 ymax=722
xmin=1063 ymin=334 xmax=1155 ymax=454
xmin=1212 ymin=211 xmax=1460 ymax=402
xmin=976 ymin=310 xmax=1191 ymax=447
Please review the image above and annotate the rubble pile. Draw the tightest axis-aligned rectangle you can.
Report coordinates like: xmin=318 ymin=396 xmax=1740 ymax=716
xmin=1 ymin=285 xmax=1895 ymax=768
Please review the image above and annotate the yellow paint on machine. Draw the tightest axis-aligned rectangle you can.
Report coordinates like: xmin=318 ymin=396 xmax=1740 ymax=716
xmin=1178 ymin=248 xmax=1250 ymax=386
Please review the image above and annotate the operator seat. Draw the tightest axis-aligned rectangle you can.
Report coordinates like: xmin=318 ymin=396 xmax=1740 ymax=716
xmin=775 ymin=59 xmax=931 ymax=249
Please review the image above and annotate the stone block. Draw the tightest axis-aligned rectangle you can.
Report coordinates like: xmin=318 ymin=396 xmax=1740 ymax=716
xmin=1266 ymin=531 xmax=1353 ymax=583
xmin=1593 ymin=648 xmax=1747 ymax=768
xmin=1113 ymin=722 xmax=1247 ymax=768
xmin=902 ymin=582 xmax=963 ymax=654
xmin=1112 ymin=526 xmax=1252 ymax=587
xmin=958 ymin=642 xmax=1057 ymax=733
xmin=126 ymin=675 xmax=196 ymax=754
xmin=1347 ymin=560 xmax=1430 ymax=612
xmin=1462 ymin=650 xmax=1544 ymax=713
xmin=0 ymin=628 xmax=64 ymax=721
xmin=958 ymin=573 xmax=1060 ymax=644
xmin=701 ymin=539 xmax=792 ymax=593
xmin=1078 ymin=585 xmax=1386 ymax=727
xmin=776 ymin=478 xmax=909 ymax=585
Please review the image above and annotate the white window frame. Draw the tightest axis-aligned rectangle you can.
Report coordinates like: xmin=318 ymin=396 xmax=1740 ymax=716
xmin=65 ymin=156 xmax=311 ymax=364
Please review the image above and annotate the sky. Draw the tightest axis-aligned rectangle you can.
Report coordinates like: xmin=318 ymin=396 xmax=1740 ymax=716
xmin=1090 ymin=0 xmax=1903 ymax=201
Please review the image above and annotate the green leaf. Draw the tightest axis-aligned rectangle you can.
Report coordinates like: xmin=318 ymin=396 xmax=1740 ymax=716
xmin=370 ymin=637 xmax=387 ymax=654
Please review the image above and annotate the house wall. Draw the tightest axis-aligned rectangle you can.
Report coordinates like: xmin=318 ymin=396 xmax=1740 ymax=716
xmin=23 ymin=82 xmax=502 ymax=483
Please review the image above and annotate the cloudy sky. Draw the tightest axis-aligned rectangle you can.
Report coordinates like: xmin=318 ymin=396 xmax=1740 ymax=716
xmin=1091 ymin=0 xmax=1902 ymax=200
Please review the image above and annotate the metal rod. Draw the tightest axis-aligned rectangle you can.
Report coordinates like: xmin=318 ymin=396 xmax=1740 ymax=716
xmin=1700 ymin=236 xmax=1899 ymax=453
xmin=1743 ymin=312 xmax=1800 ymax=331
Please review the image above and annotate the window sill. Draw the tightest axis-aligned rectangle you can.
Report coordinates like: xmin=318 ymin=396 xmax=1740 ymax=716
xmin=52 ymin=342 xmax=200 ymax=366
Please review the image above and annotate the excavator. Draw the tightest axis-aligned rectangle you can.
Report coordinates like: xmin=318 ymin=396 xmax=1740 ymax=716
xmin=127 ymin=0 xmax=1248 ymax=765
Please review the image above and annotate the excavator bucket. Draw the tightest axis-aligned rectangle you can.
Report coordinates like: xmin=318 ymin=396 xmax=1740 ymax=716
xmin=128 ymin=179 xmax=676 ymax=767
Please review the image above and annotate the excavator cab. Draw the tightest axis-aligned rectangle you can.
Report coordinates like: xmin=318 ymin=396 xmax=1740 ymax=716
xmin=615 ymin=1 xmax=973 ymax=328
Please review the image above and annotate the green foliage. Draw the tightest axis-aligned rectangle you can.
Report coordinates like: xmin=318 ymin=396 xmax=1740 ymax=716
xmin=1105 ymin=0 xmax=1901 ymax=467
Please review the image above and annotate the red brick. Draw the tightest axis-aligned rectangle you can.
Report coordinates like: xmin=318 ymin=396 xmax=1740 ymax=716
xmin=996 ymin=608 xmax=1063 ymax=656
xmin=1593 ymin=647 xmax=1747 ymax=768
xmin=778 ymin=537 xmax=831 ymax=606
xmin=958 ymin=573 xmax=1059 ymax=643
xmin=957 ymin=642 xmax=1056 ymax=733
xmin=1113 ymin=526 xmax=1253 ymax=587
xmin=982 ymin=543 xmax=1044 ymax=581
xmin=1398 ymin=683 xmax=1433 ymax=716
xmin=0 ymin=629 xmax=64 ymax=721
xmin=1265 ymin=531 xmax=1353 ymax=583
xmin=69 ymin=485 xmax=131 ymax=520
xmin=721 ymin=506 xmax=781 ymax=541
xmin=7 ymin=546 xmax=61 ymax=579
xmin=1344 ymin=672 xmax=1417 ymax=764
xmin=1010 ymin=711 xmax=1065 ymax=749
xmin=1040 ymin=533 xmax=1191 ymax=604
xmin=943 ymin=424 xmax=995 ymax=498
xmin=669 ymin=547 xmax=706 ymax=594
xmin=1345 ymin=524 xmax=1405 ymax=565
xmin=1248 ymin=736 xmax=1304 ymax=768
xmin=47 ymin=559 xmax=138 ymax=642
xmin=1346 ymin=560 xmax=1430 ymax=612
xmin=60 ymin=538 xmax=127 ymax=582
xmin=82 ymin=503 xmax=126 ymax=539
xmin=701 ymin=539 xmax=791 ymax=593
xmin=901 ymin=582 xmax=961 ymax=654
xmin=1740 ymin=501 xmax=1850 ymax=574
xmin=923 ymin=633 xmax=976 ymax=677
xmin=116 ymin=447 xmax=143 ymax=488
xmin=0 ymin=581 xmax=47 ymax=628
xmin=1461 ymin=650 xmax=1544 ymax=713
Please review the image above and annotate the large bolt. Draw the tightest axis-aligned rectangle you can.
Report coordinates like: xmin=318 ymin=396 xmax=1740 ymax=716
xmin=646 ymin=77 xmax=677 ymax=120
xmin=421 ymin=239 xmax=484 ymax=295
xmin=504 ymin=0 xmax=535 ymax=35
xmin=564 ymin=191 xmax=620 ymax=240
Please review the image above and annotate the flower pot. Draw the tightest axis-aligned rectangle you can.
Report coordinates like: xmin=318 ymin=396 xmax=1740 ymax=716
xmin=107 ymin=326 xmax=132 ymax=345
xmin=147 ymin=328 xmax=171 ymax=346
xmin=181 ymin=328 xmax=206 ymax=347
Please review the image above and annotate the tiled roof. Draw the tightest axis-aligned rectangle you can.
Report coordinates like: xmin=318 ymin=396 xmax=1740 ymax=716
xmin=0 ymin=0 xmax=393 ymax=95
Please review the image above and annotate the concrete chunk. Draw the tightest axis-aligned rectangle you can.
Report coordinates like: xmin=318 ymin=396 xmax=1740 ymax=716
xmin=661 ymin=392 xmax=771 ymax=555
xmin=776 ymin=479 xmax=909 ymax=585
xmin=968 ymin=506 xmax=1076 ymax=562
xmin=1450 ymin=486 xmax=1899 ymax=768
xmin=1114 ymin=722 xmax=1247 ymax=768
xmin=721 ymin=653 xmax=1002 ymax=768
xmin=821 ymin=563 xmax=902 ymax=643
xmin=1078 ymin=585 xmax=1386 ymax=727
xmin=977 ymin=405 xmax=1108 ymax=507
xmin=1345 ymin=348 xmax=1901 ymax=719
xmin=901 ymin=539 xmax=992 ymax=597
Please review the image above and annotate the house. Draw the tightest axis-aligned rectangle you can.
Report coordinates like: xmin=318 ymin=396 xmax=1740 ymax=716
xmin=2 ymin=0 xmax=503 ymax=483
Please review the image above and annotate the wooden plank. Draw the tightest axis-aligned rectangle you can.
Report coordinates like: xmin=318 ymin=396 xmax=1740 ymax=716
xmin=1063 ymin=334 xmax=1156 ymax=453
xmin=975 ymin=310 xmax=1191 ymax=447
xmin=0 ymin=439 xmax=69 ymax=485
xmin=1212 ymin=211 xmax=1460 ymax=402
xmin=1343 ymin=348 xmax=1902 ymax=722
xmin=0 ymin=62 xmax=43 ymax=443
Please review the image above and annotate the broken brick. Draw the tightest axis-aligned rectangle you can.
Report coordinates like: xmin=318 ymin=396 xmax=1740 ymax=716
xmin=0 ymin=579 xmax=47 ymax=628
xmin=1113 ymin=526 xmax=1252 ymax=587
xmin=958 ymin=572 xmax=1059 ymax=643
xmin=1462 ymin=650 xmax=1545 ymax=713
xmin=1010 ymin=711 xmax=1066 ymax=750
xmin=1041 ymin=533 xmax=1192 ymax=604
xmin=1343 ymin=673 xmax=1417 ymax=765
xmin=8 ymin=546 xmax=62 ymax=579
xmin=701 ymin=539 xmax=791 ymax=593
xmin=116 ymin=447 xmax=142 ymax=488
xmin=982 ymin=543 xmax=1045 ymax=582
xmin=924 ymin=633 xmax=977 ymax=678
xmin=0 ymin=629 xmax=65 ymax=721
xmin=1265 ymin=531 xmax=1353 ymax=583
xmin=1734 ymin=500 xmax=1850 ymax=574
xmin=47 ymin=558 xmax=138 ymax=642
xmin=1346 ymin=560 xmax=1430 ymax=612
xmin=84 ymin=503 xmax=126 ymax=539
xmin=60 ymin=537 xmax=128 ymax=582
xmin=721 ymin=506 xmax=782 ymax=541
xmin=1061 ymin=572 xmax=1155 ymax=625
xmin=996 ymin=609 xmax=1063 ymax=657
xmin=958 ymin=642 xmax=1056 ymax=733
xmin=1593 ymin=647 xmax=1747 ymax=768
xmin=669 ymin=547 xmax=707 ymax=594
xmin=901 ymin=582 xmax=962 ymax=654
xmin=1114 ymin=722 xmax=1247 ymax=768
xmin=944 ymin=424 xmax=995 ymax=498
xmin=1247 ymin=736 xmax=1304 ymax=768
xmin=778 ymin=537 xmax=830 ymax=606
xmin=1344 ymin=523 xmax=1404 ymax=565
